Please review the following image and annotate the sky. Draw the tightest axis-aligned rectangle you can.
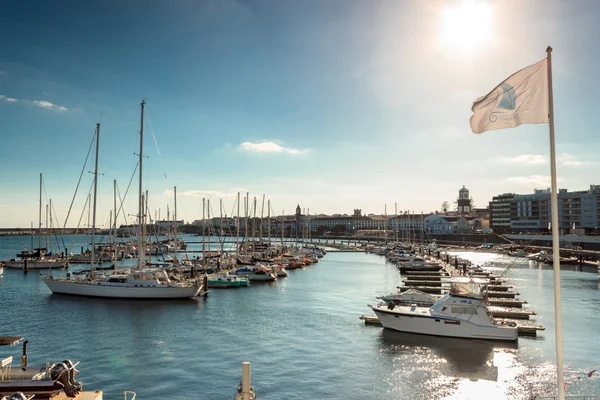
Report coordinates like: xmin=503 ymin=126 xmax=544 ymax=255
xmin=1 ymin=0 xmax=600 ymax=228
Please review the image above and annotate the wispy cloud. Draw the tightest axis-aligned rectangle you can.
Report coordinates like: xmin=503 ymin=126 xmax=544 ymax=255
xmin=497 ymin=154 xmax=546 ymax=164
xmin=0 ymin=94 xmax=69 ymax=111
xmin=239 ymin=141 xmax=309 ymax=155
xmin=506 ymin=175 xmax=565 ymax=187
xmin=164 ymin=189 xmax=248 ymax=199
xmin=32 ymin=99 xmax=68 ymax=111
xmin=0 ymin=94 xmax=18 ymax=103
xmin=559 ymin=153 xmax=598 ymax=167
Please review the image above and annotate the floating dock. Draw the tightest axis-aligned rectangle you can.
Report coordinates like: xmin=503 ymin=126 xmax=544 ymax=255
xmin=358 ymin=315 xmax=544 ymax=336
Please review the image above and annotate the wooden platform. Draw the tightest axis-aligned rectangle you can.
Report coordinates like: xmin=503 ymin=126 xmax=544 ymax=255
xmin=485 ymin=291 xmax=519 ymax=298
xmin=487 ymin=299 xmax=527 ymax=308
xmin=0 ymin=336 xmax=23 ymax=346
xmin=488 ymin=309 xmax=536 ymax=320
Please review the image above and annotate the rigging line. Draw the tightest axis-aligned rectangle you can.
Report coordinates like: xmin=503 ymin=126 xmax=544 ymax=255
xmin=116 ymin=162 xmax=139 ymax=227
xmin=49 ymin=200 xmax=66 ymax=253
xmin=67 ymin=179 xmax=95 ymax=254
xmin=145 ymin=107 xmax=168 ymax=180
xmin=63 ymin=127 xmax=97 ymax=230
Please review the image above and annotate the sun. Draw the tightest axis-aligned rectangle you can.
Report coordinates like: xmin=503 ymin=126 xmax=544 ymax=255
xmin=440 ymin=0 xmax=493 ymax=56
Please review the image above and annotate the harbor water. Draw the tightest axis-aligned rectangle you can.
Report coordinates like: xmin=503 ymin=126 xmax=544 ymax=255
xmin=0 ymin=234 xmax=599 ymax=399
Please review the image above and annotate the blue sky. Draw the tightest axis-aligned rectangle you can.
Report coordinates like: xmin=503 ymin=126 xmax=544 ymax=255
xmin=1 ymin=0 xmax=599 ymax=227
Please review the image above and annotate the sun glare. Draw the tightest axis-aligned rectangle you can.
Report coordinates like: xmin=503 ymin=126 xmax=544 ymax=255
xmin=440 ymin=0 xmax=493 ymax=56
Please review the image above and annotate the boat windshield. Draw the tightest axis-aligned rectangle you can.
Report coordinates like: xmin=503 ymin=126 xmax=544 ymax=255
xmin=450 ymin=280 xmax=483 ymax=298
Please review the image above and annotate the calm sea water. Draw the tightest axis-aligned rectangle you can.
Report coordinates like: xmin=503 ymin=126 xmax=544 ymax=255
xmin=0 ymin=235 xmax=599 ymax=399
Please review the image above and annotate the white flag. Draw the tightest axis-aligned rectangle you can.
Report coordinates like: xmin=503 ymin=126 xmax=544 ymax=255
xmin=470 ymin=58 xmax=549 ymax=134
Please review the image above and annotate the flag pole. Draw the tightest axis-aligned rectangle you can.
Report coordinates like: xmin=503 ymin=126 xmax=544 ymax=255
xmin=546 ymin=45 xmax=565 ymax=400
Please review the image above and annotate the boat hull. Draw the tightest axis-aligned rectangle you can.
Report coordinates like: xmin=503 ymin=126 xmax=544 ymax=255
xmin=371 ymin=307 xmax=517 ymax=341
xmin=4 ymin=260 xmax=66 ymax=269
xmin=43 ymin=278 xmax=201 ymax=299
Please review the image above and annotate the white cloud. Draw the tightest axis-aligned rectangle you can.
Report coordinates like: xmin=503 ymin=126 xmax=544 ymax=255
xmin=497 ymin=154 xmax=546 ymax=164
xmin=164 ymin=189 xmax=247 ymax=199
xmin=506 ymin=175 xmax=565 ymax=187
xmin=32 ymin=99 xmax=68 ymax=111
xmin=0 ymin=94 xmax=17 ymax=103
xmin=239 ymin=141 xmax=308 ymax=155
xmin=558 ymin=153 xmax=598 ymax=167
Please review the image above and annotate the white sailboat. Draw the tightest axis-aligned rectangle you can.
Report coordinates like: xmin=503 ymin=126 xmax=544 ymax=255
xmin=43 ymin=103 xmax=203 ymax=299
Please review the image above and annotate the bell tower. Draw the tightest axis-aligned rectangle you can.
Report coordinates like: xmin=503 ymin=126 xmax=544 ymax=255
xmin=457 ymin=186 xmax=471 ymax=215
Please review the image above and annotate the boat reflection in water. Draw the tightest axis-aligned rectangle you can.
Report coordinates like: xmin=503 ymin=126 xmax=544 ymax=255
xmin=378 ymin=329 xmax=519 ymax=399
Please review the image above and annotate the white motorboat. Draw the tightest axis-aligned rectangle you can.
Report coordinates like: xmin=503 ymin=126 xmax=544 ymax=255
xmin=397 ymin=256 xmax=442 ymax=272
xmin=42 ymin=102 xmax=205 ymax=300
xmin=370 ymin=278 xmax=518 ymax=341
xmin=508 ymin=249 xmax=527 ymax=257
xmin=271 ymin=264 xmax=288 ymax=278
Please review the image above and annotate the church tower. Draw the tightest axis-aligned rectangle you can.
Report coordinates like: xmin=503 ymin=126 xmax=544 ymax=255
xmin=457 ymin=186 xmax=471 ymax=215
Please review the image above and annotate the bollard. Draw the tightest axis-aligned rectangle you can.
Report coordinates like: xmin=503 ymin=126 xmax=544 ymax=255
xmin=241 ymin=362 xmax=251 ymax=400
xmin=23 ymin=259 xmax=28 ymax=274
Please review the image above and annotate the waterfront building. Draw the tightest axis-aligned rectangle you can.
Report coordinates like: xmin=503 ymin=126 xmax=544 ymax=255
xmin=489 ymin=193 xmax=515 ymax=234
xmin=489 ymin=185 xmax=600 ymax=233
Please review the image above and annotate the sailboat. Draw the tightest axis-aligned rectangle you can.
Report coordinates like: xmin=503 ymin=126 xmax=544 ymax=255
xmin=43 ymin=102 xmax=203 ymax=299
xmin=4 ymin=174 xmax=68 ymax=270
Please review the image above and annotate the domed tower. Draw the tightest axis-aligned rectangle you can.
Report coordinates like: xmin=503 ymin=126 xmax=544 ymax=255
xmin=457 ymin=186 xmax=471 ymax=215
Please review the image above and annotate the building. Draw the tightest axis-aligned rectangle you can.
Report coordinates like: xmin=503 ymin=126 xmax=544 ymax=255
xmin=490 ymin=185 xmax=600 ymax=233
xmin=489 ymin=193 xmax=515 ymax=233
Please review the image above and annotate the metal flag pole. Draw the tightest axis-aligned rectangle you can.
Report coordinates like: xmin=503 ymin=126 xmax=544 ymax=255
xmin=546 ymin=46 xmax=565 ymax=400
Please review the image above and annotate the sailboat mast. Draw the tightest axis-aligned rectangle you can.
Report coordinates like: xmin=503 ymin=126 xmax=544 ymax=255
xmin=267 ymin=199 xmax=271 ymax=245
xmin=38 ymin=173 xmax=42 ymax=251
xmin=237 ymin=192 xmax=240 ymax=240
xmin=91 ymin=123 xmax=100 ymax=273
xmin=113 ymin=179 xmax=117 ymax=268
xmin=138 ymin=100 xmax=146 ymax=269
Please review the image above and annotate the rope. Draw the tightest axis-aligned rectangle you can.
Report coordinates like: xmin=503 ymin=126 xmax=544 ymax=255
xmin=145 ymin=107 xmax=168 ymax=180
xmin=62 ymin=127 xmax=96 ymax=230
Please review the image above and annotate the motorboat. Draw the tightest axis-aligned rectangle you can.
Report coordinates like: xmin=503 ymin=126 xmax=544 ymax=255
xmin=0 ymin=340 xmax=83 ymax=398
xmin=508 ymin=249 xmax=527 ymax=257
xmin=207 ymin=273 xmax=249 ymax=288
xmin=397 ymin=256 xmax=442 ymax=272
xmin=235 ymin=266 xmax=276 ymax=282
xmin=370 ymin=278 xmax=518 ymax=341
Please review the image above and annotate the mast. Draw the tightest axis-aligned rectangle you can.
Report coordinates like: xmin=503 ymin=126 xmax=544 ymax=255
xmin=137 ymin=100 xmax=146 ymax=269
xmin=207 ymin=199 xmax=211 ymax=260
xmin=245 ymin=192 xmax=249 ymax=242
xmin=113 ymin=179 xmax=117 ymax=269
xmin=45 ymin=203 xmax=49 ymax=251
xmin=174 ymin=186 xmax=178 ymax=246
xmin=259 ymin=194 xmax=265 ymax=242
xmin=38 ymin=173 xmax=42 ymax=251
xmin=267 ymin=199 xmax=271 ymax=245
xmin=281 ymin=210 xmax=284 ymax=247
xmin=90 ymin=123 xmax=100 ymax=275
xmin=237 ymin=192 xmax=240 ymax=240
xmin=49 ymin=199 xmax=53 ymax=253
xmin=202 ymin=198 xmax=206 ymax=265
